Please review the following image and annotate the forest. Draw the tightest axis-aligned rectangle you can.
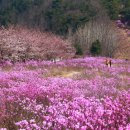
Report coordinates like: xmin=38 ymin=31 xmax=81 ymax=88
xmin=0 ymin=0 xmax=130 ymax=34
xmin=0 ymin=0 xmax=96 ymax=35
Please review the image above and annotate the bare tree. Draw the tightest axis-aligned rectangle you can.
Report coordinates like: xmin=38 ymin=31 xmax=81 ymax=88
xmin=68 ymin=0 xmax=121 ymax=57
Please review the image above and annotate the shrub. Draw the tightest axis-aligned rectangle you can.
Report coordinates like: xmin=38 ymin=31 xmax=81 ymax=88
xmin=74 ymin=43 xmax=83 ymax=55
xmin=90 ymin=40 xmax=102 ymax=56
xmin=0 ymin=26 xmax=75 ymax=62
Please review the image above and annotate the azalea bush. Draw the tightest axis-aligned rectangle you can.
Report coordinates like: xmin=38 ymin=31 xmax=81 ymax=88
xmin=0 ymin=26 xmax=75 ymax=62
xmin=0 ymin=57 xmax=130 ymax=130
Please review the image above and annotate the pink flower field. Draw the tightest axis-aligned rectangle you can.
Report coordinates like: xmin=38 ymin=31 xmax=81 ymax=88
xmin=0 ymin=57 xmax=130 ymax=130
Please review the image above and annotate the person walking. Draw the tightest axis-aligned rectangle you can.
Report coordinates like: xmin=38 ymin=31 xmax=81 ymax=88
xmin=105 ymin=59 xmax=109 ymax=66
xmin=109 ymin=59 xmax=112 ymax=67
xmin=105 ymin=59 xmax=112 ymax=67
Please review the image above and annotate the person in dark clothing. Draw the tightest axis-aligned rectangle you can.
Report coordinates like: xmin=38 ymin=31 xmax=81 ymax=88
xmin=109 ymin=59 xmax=112 ymax=67
xmin=105 ymin=59 xmax=112 ymax=67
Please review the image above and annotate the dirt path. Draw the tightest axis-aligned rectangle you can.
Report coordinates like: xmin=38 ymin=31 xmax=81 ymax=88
xmin=46 ymin=68 xmax=83 ymax=78
xmin=61 ymin=71 xmax=81 ymax=78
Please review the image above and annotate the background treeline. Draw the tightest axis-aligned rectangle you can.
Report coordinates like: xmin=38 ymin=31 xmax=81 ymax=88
xmin=0 ymin=0 xmax=96 ymax=35
xmin=0 ymin=0 xmax=130 ymax=33
xmin=102 ymin=0 xmax=130 ymax=24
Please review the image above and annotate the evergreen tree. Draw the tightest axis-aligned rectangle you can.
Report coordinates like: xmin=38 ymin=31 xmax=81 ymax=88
xmin=74 ymin=43 xmax=83 ymax=55
xmin=90 ymin=40 xmax=102 ymax=56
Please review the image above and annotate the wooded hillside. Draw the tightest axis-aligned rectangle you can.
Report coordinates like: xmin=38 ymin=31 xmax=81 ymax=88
xmin=0 ymin=0 xmax=96 ymax=35
xmin=102 ymin=0 xmax=130 ymax=25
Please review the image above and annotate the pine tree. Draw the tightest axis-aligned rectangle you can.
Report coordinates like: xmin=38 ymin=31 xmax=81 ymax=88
xmin=90 ymin=40 xmax=102 ymax=56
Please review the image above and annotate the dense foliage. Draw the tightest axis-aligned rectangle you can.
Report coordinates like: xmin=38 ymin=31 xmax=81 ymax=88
xmin=90 ymin=40 xmax=102 ymax=56
xmin=102 ymin=0 xmax=122 ymax=19
xmin=0 ymin=57 xmax=130 ymax=129
xmin=0 ymin=0 xmax=96 ymax=35
xmin=0 ymin=26 xmax=75 ymax=62
xmin=74 ymin=43 xmax=83 ymax=55
xmin=102 ymin=0 xmax=130 ymax=24
xmin=121 ymin=0 xmax=130 ymax=21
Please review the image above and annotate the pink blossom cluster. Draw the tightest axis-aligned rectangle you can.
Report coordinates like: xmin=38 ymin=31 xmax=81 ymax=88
xmin=0 ymin=26 xmax=75 ymax=62
xmin=0 ymin=57 xmax=130 ymax=129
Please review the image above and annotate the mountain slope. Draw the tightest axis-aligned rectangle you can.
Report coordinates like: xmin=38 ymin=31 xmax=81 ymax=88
xmin=115 ymin=27 xmax=130 ymax=59
xmin=0 ymin=0 xmax=96 ymax=35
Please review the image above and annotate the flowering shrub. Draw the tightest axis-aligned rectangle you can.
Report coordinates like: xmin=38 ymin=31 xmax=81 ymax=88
xmin=0 ymin=26 xmax=75 ymax=62
xmin=0 ymin=57 xmax=130 ymax=130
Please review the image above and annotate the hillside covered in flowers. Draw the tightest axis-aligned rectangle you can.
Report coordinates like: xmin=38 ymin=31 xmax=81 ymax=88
xmin=0 ymin=57 xmax=130 ymax=130
xmin=0 ymin=1 xmax=130 ymax=130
